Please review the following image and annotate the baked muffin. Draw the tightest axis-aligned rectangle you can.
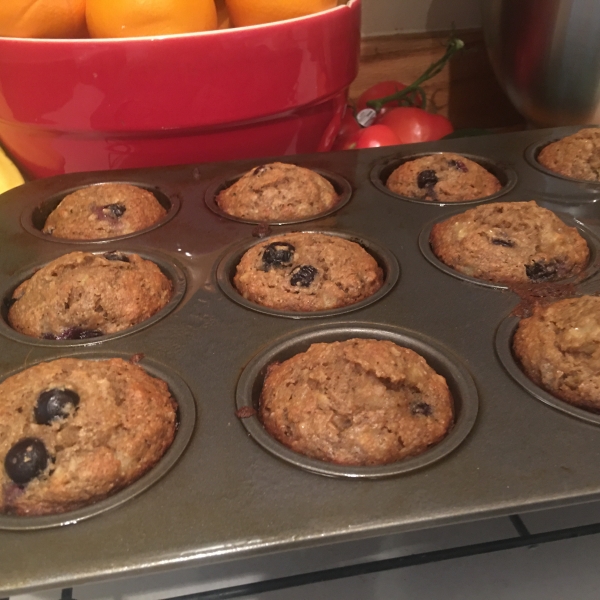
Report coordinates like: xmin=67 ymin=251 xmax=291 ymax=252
xmin=43 ymin=183 xmax=167 ymax=240
xmin=513 ymin=295 xmax=600 ymax=412
xmin=8 ymin=251 xmax=173 ymax=339
xmin=537 ymin=128 xmax=600 ymax=181
xmin=233 ymin=232 xmax=384 ymax=312
xmin=260 ymin=338 xmax=454 ymax=466
xmin=386 ymin=153 xmax=502 ymax=202
xmin=430 ymin=201 xmax=589 ymax=284
xmin=0 ymin=357 xmax=177 ymax=516
xmin=216 ymin=162 xmax=339 ymax=222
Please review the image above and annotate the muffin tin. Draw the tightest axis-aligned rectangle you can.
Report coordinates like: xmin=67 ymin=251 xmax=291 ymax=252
xmin=2 ymin=125 xmax=600 ymax=594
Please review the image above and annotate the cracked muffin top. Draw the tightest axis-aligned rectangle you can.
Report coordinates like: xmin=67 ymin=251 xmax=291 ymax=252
xmin=259 ymin=338 xmax=454 ymax=466
xmin=216 ymin=162 xmax=339 ymax=222
xmin=386 ymin=153 xmax=502 ymax=202
xmin=513 ymin=295 xmax=600 ymax=412
xmin=0 ymin=357 xmax=177 ymax=516
xmin=430 ymin=201 xmax=589 ymax=284
xmin=43 ymin=183 xmax=167 ymax=240
xmin=233 ymin=232 xmax=384 ymax=312
xmin=537 ymin=128 xmax=600 ymax=182
xmin=8 ymin=251 xmax=173 ymax=340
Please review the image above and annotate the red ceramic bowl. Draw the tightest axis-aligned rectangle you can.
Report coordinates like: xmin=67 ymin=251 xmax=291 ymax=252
xmin=0 ymin=0 xmax=360 ymax=178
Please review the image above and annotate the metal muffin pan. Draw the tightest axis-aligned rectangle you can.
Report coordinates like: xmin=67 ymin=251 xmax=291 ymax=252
xmin=216 ymin=229 xmax=400 ymax=319
xmin=204 ymin=165 xmax=353 ymax=225
xmin=369 ymin=151 xmax=518 ymax=205
xmin=0 ymin=249 xmax=187 ymax=347
xmin=495 ymin=313 xmax=600 ymax=427
xmin=418 ymin=209 xmax=600 ymax=290
xmin=0 ymin=350 xmax=196 ymax=531
xmin=5 ymin=126 xmax=600 ymax=594
xmin=21 ymin=181 xmax=180 ymax=244
xmin=235 ymin=323 xmax=478 ymax=478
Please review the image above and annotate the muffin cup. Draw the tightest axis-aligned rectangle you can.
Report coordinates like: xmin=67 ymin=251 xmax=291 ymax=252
xmin=0 ymin=351 xmax=196 ymax=531
xmin=495 ymin=312 xmax=600 ymax=426
xmin=21 ymin=181 xmax=179 ymax=244
xmin=419 ymin=209 xmax=600 ymax=290
xmin=370 ymin=152 xmax=517 ymax=206
xmin=0 ymin=249 xmax=186 ymax=346
xmin=525 ymin=127 xmax=600 ymax=189
xmin=204 ymin=167 xmax=352 ymax=225
xmin=235 ymin=323 xmax=479 ymax=478
xmin=216 ymin=230 xmax=399 ymax=319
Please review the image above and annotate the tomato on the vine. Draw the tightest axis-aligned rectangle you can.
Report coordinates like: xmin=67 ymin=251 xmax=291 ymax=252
xmin=331 ymin=105 xmax=362 ymax=150
xmin=354 ymin=124 xmax=401 ymax=148
xmin=342 ymin=124 xmax=400 ymax=150
xmin=356 ymin=80 xmax=408 ymax=113
xmin=377 ymin=107 xmax=453 ymax=144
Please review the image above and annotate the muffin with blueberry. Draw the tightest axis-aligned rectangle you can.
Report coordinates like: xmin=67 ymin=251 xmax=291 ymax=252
xmin=260 ymin=338 xmax=454 ymax=466
xmin=537 ymin=128 xmax=600 ymax=181
xmin=8 ymin=251 xmax=173 ymax=340
xmin=0 ymin=357 xmax=177 ymax=516
xmin=216 ymin=162 xmax=339 ymax=222
xmin=430 ymin=201 xmax=589 ymax=284
xmin=513 ymin=295 xmax=600 ymax=412
xmin=386 ymin=153 xmax=502 ymax=202
xmin=43 ymin=183 xmax=167 ymax=240
xmin=233 ymin=232 xmax=383 ymax=312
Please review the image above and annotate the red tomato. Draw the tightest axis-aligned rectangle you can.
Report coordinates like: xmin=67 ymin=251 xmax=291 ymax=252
xmin=377 ymin=107 xmax=453 ymax=144
xmin=356 ymin=80 xmax=408 ymax=112
xmin=349 ymin=124 xmax=401 ymax=149
xmin=331 ymin=105 xmax=362 ymax=150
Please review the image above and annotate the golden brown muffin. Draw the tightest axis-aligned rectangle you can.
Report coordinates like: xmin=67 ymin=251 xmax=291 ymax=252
xmin=43 ymin=183 xmax=167 ymax=240
xmin=233 ymin=232 xmax=383 ymax=312
xmin=513 ymin=295 xmax=600 ymax=412
xmin=430 ymin=201 xmax=589 ymax=284
xmin=216 ymin=162 xmax=339 ymax=221
xmin=386 ymin=153 xmax=502 ymax=202
xmin=8 ymin=251 xmax=173 ymax=339
xmin=0 ymin=358 xmax=177 ymax=516
xmin=537 ymin=128 xmax=600 ymax=181
xmin=260 ymin=338 xmax=454 ymax=466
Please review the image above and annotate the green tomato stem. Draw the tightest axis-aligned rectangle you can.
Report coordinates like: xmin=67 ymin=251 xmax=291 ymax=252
xmin=366 ymin=37 xmax=464 ymax=112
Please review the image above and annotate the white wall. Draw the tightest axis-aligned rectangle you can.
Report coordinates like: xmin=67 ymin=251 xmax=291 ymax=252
xmin=360 ymin=0 xmax=483 ymax=36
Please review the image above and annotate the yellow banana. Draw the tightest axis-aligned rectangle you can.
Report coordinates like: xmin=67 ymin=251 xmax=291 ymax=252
xmin=0 ymin=146 xmax=24 ymax=195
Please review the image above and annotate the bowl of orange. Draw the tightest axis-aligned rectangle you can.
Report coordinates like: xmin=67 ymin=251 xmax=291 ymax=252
xmin=0 ymin=0 xmax=360 ymax=178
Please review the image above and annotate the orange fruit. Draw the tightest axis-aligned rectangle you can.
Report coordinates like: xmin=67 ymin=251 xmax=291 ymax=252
xmin=86 ymin=0 xmax=218 ymax=39
xmin=0 ymin=0 xmax=87 ymax=38
xmin=225 ymin=0 xmax=337 ymax=27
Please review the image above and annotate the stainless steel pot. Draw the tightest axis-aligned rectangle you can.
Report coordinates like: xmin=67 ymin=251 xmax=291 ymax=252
xmin=481 ymin=0 xmax=600 ymax=126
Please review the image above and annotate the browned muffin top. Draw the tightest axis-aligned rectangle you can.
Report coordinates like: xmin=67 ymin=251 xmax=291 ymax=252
xmin=234 ymin=232 xmax=383 ymax=312
xmin=43 ymin=183 xmax=167 ymax=240
xmin=430 ymin=201 xmax=589 ymax=284
xmin=537 ymin=128 xmax=600 ymax=181
xmin=8 ymin=251 xmax=173 ymax=340
xmin=216 ymin=162 xmax=339 ymax=222
xmin=513 ymin=295 xmax=600 ymax=412
xmin=0 ymin=358 xmax=177 ymax=516
xmin=260 ymin=338 xmax=454 ymax=466
xmin=387 ymin=153 xmax=502 ymax=202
